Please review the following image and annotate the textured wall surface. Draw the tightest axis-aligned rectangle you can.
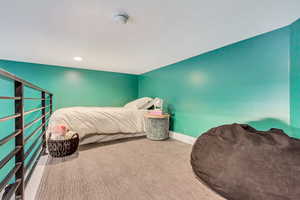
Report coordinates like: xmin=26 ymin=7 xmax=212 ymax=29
xmin=139 ymin=27 xmax=290 ymax=137
xmin=290 ymin=18 xmax=300 ymax=138
xmin=0 ymin=60 xmax=138 ymax=110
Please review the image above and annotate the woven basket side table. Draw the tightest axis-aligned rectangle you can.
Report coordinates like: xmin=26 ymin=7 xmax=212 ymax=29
xmin=144 ymin=114 xmax=170 ymax=140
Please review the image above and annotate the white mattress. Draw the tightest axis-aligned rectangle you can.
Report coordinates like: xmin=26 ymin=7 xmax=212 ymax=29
xmin=47 ymin=107 xmax=148 ymax=145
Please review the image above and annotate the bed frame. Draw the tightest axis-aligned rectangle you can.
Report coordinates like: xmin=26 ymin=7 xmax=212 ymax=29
xmin=0 ymin=69 xmax=53 ymax=200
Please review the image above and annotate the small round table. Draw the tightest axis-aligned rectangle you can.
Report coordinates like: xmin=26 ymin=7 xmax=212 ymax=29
xmin=144 ymin=114 xmax=170 ymax=140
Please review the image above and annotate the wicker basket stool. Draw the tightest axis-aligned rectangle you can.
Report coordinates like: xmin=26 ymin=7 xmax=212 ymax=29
xmin=47 ymin=133 xmax=79 ymax=157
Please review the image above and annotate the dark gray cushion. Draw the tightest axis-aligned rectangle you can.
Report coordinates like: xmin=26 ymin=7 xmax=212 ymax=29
xmin=191 ymin=123 xmax=300 ymax=200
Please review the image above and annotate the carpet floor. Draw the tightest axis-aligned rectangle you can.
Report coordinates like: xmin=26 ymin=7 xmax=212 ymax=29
xmin=35 ymin=137 xmax=225 ymax=200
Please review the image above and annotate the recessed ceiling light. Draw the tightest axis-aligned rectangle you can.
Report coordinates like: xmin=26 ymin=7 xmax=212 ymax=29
xmin=73 ymin=57 xmax=83 ymax=61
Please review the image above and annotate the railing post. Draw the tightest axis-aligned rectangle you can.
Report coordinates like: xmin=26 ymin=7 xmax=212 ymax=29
xmin=14 ymin=81 xmax=24 ymax=199
xmin=41 ymin=92 xmax=46 ymax=151
xmin=50 ymin=94 xmax=53 ymax=114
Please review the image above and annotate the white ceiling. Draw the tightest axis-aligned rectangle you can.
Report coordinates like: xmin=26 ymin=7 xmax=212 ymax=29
xmin=0 ymin=0 xmax=299 ymax=74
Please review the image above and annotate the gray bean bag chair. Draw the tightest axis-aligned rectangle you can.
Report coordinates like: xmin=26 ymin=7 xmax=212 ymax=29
xmin=191 ymin=123 xmax=300 ymax=200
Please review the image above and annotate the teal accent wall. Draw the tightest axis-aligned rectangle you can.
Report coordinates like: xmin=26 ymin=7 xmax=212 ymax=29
xmin=290 ymin=18 xmax=300 ymax=137
xmin=0 ymin=60 xmax=138 ymax=184
xmin=0 ymin=60 xmax=138 ymax=110
xmin=139 ymin=27 xmax=291 ymax=137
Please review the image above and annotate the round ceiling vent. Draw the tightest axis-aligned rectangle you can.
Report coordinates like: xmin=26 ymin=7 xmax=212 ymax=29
xmin=113 ymin=13 xmax=129 ymax=24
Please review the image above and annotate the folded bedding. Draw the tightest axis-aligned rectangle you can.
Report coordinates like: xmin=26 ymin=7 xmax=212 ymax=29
xmin=47 ymin=106 xmax=148 ymax=144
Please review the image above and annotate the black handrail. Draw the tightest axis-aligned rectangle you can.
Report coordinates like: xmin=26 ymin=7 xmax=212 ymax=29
xmin=0 ymin=113 xmax=21 ymax=122
xmin=0 ymin=69 xmax=53 ymax=200
xmin=0 ymin=146 xmax=22 ymax=170
xmin=24 ymin=115 xmax=44 ymax=130
xmin=0 ymin=130 xmax=22 ymax=145
xmin=0 ymin=69 xmax=51 ymax=94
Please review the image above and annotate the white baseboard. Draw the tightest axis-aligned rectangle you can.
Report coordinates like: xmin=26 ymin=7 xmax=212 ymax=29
xmin=25 ymin=155 xmax=48 ymax=200
xmin=169 ymin=131 xmax=196 ymax=145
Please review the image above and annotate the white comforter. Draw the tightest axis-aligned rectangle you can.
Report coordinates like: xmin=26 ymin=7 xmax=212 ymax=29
xmin=47 ymin=107 xmax=148 ymax=143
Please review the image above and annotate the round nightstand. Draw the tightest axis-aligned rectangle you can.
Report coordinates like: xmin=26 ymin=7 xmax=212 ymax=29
xmin=144 ymin=114 xmax=170 ymax=140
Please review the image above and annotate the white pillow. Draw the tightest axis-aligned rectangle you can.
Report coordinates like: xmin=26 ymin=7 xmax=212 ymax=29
xmin=140 ymin=99 xmax=156 ymax=109
xmin=124 ymin=97 xmax=153 ymax=109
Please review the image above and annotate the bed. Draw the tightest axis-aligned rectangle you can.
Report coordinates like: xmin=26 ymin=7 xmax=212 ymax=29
xmin=47 ymin=97 xmax=157 ymax=145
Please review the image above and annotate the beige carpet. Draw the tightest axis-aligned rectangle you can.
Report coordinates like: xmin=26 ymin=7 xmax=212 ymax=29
xmin=36 ymin=137 xmax=225 ymax=200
